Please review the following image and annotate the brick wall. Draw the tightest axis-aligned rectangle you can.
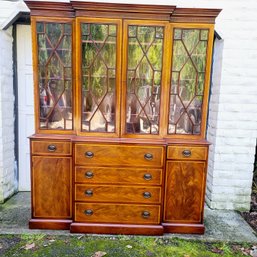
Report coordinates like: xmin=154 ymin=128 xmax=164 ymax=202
xmin=0 ymin=27 xmax=15 ymax=203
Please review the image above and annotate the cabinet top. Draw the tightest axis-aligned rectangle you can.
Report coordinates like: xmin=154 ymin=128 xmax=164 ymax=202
xmin=24 ymin=1 xmax=221 ymax=24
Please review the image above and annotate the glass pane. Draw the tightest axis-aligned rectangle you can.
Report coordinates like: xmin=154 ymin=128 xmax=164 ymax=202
xmin=168 ymin=28 xmax=209 ymax=135
xmin=126 ymin=25 xmax=164 ymax=135
xmin=37 ymin=22 xmax=73 ymax=130
xmin=81 ymin=23 xmax=117 ymax=133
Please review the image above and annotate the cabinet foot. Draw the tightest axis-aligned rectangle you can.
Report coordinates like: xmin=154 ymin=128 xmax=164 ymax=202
xmin=162 ymin=223 xmax=205 ymax=234
xmin=70 ymin=223 xmax=164 ymax=235
xmin=29 ymin=219 xmax=72 ymax=230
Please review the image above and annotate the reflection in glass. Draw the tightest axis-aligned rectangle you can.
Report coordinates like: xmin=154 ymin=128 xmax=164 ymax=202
xmin=81 ymin=23 xmax=117 ymax=133
xmin=37 ymin=22 xmax=73 ymax=130
xmin=126 ymin=26 xmax=164 ymax=134
xmin=168 ymin=28 xmax=209 ymax=135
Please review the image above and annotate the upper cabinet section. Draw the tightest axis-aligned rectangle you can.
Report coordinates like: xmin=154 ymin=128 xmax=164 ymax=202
xmin=26 ymin=1 xmax=221 ymax=139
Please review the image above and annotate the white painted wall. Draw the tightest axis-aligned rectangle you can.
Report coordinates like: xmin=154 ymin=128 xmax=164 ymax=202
xmin=0 ymin=27 xmax=15 ymax=203
xmin=17 ymin=25 xmax=34 ymax=191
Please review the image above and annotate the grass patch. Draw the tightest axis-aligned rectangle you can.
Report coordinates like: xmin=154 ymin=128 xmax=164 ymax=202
xmin=0 ymin=234 xmax=255 ymax=257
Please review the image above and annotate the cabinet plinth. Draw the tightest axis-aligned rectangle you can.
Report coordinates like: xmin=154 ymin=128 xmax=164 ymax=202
xmin=26 ymin=0 xmax=220 ymax=235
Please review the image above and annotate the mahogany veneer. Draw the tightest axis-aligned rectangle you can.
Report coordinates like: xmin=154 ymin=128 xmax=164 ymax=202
xmin=26 ymin=0 xmax=220 ymax=235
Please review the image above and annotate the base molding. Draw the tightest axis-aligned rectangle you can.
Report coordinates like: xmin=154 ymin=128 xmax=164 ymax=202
xmin=162 ymin=223 xmax=205 ymax=234
xmin=70 ymin=223 xmax=164 ymax=235
xmin=29 ymin=219 xmax=72 ymax=230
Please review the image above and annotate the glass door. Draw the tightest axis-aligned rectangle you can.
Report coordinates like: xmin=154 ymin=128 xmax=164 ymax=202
xmin=33 ymin=18 xmax=74 ymax=133
xmin=77 ymin=18 xmax=122 ymax=137
xmin=121 ymin=20 xmax=169 ymax=138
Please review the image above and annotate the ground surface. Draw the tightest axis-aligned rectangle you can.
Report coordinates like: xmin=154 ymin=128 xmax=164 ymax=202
xmin=242 ymin=165 xmax=257 ymax=233
xmin=0 ymin=234 xmax=257 ymax=257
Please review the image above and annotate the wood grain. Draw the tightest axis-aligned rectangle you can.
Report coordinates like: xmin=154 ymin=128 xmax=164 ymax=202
xmin=70 ymin=223 xmax=164 ymax=235
xmin=32 ymin=156 xmax=72 ymax=218
xmin=31 ymin=140 xmax=71 ymax=155
xmin=29 ymin=219 xmax=71 ymax=230
xmin=164 ymin=161 xmax=206 ymax=223
xmin=75 ymin=144 xmax=164 ymax=167
xmin=167 ymin=145 xmax=208 ymax=160
xmin=75 ymin=184 xmax=162 ymax=204
xmin=75 ymin=166 xmax=162 ymax=185
xmin=75 ymin=203 xmax=161 ymax=224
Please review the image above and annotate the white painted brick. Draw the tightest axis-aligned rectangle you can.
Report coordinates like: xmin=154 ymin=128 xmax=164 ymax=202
xmin=0 ymin=26 xmax=15 ymax=203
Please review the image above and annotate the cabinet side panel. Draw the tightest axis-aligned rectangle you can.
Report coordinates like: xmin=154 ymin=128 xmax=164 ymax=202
xmin=164 ymin=160 xmax=206 ymax=223
xmin=32 ymin=156 xmax=72 ymax=218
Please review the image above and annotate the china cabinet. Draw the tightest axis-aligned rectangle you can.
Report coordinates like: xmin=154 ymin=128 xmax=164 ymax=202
xmin=26 ymin=0 xmax=221 ymax=235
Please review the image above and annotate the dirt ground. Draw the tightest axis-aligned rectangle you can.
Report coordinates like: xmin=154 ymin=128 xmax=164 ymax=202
xmin=241 ymin=163 xmax=257 ymax=234
xmin=242 ymin=192 xmax=257 ymax=233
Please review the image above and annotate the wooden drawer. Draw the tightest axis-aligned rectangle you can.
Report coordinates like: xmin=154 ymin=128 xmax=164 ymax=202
xmin=31 ymin=140 xmax=71 ymax=155
xmin=75 ymin=166 xmax=162 ymax=185
xmin=167 ymin=146 xmax=207 ymax=161
xmin=75 ymin=203 xmax=160 ymax=224
xmin=75 ymin=144 xmax=164 ymax=167
xmin=75 ymin=184 xmax=161 ymax=204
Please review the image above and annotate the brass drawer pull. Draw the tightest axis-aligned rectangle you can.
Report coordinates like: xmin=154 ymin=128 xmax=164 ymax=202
xmin=85 ymin=190 xmax=93 ymax=197
xmin=143 ymin=192 xmax=151 ymax=199
xmin=182 ymin=149 xmax=191 ymax=157
xmin=143 ymin=173 xmax=152 ymax=181
xmin=47 ymin=144 xmax=56 ymax=152
xmin=84 ymin=209 xmax=93 ymax=216
xmin=85 ymin=151 xmax=94 ymax=158
xmin=144 ymin=153 xmax=153 ymax=161
xmin=142 ymin=211 xmax=150 ymax=219
xmin=85 ymin=171 xmax=94 ymax=179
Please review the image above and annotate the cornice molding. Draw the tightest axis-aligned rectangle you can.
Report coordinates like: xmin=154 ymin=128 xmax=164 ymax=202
xmin=24 ymin=1 xmax=221 ymax=23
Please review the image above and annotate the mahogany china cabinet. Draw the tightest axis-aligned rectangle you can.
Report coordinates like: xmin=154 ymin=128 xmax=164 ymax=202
xmin=25 ymin=0 xmax=221 ymax=235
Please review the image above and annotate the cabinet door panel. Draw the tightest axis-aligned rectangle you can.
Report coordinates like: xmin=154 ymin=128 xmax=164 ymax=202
xmin=35 ymin=21 xmax=73 ymax=131
xmin=121 ymin=20 xmax=168 ymax=137
xmin=164 ymin=161 xmax=206 ymax=223
xmin=32 ymin=156 xmax=72 ymax=218
xmin=77 ymin=18 xmax=122 ymax=137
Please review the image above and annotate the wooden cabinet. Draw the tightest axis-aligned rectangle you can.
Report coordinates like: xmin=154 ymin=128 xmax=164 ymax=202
xmin=26 ymin=0 xmax=220 ymax=235
xmin=163 ymin=145 xmax=208 ymax=233
xmin=30 ymin=140 xmax=72 ymax=230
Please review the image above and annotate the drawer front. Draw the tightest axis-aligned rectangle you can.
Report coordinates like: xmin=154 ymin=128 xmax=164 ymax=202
xmin=167 ymin=146 xmax=207 ymax=160
xmin=75 ymin=167 xmax=162 ymax=185
xmin=75 ymin=144 xmax=164 ymax=167
xmin=31 ymin=140 xmax=71 ymax=155
xmin=75 ymin=203 xmax=160 ymax=224
xmin=75 ymin=185 xmax=161 ymax=204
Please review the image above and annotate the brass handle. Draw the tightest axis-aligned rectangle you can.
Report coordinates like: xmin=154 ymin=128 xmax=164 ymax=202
xmin=142 ymin=211 xmax=150 ymax=219
xmin=143 ymin=192 xmax=151 ymax=199
xmin=144 ymin=153 xmax=153 ymax=161
xmin=85 ymin=171 xmax=94 ymax=179
xmin=182 ymin=149 xmax=191 ymax=157
xmin=85 ymin=151 xmax=94 ymax=158
xmin=85 ymin=190 xmax=93 ymax=197
xmin=143 ymin=173 xmax=152 ymax=181
xmin=47 ymin=144 xmax=56 ymax=152
xmin=84 ymin=209 xmax=93 ymax=216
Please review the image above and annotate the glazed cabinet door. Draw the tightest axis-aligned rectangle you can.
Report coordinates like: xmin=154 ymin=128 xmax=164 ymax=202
xmin=166 ymin=24 xmax=214 ymax=138
xmin=164 ymin=160 xmax=206 ymax=223
xmin=76 ymin=18 xmax=122 ymax=137
xmin=31 ymin=156 xmax=72 ymax=218
xmin=31 ymin=18 xmax=74 ymax=133
xmin=121 ymin=20 xmax=169 ymax=137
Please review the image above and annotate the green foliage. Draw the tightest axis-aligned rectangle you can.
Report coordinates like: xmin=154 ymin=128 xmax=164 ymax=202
xmin=0 ymin=235 xmax=255 ymax=257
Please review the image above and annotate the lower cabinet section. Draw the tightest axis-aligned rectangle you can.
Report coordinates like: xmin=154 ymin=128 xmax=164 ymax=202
xmin=29 ymin=138 xmax=209 ymax=235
